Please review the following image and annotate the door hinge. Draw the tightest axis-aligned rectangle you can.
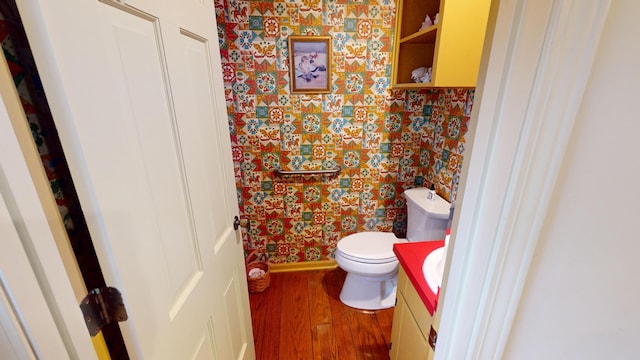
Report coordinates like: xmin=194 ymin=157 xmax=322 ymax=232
xmin=80 ymin=287 xmax=128 ymax=336
xmin=428 ymin=325 xmax=437 ymax=351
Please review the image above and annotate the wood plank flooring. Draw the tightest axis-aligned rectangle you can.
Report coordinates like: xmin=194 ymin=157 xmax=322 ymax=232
xmin=249 ymin=268 xmax=394 ymax=360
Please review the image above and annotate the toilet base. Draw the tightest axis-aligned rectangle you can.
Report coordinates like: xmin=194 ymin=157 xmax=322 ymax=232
xmin=339 ymin=271 xmax=398 ymax=310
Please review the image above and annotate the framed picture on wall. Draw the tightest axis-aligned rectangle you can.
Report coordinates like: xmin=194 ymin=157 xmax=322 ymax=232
xmin=288 ymin=35 xmax=332 ymax=94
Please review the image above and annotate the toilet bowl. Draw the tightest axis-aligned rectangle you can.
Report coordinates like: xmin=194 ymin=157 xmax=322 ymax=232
xmin=335 ymin=232 xmax=406 ymax=310
xmin=334 ymin=187 xmax=451 ymax=310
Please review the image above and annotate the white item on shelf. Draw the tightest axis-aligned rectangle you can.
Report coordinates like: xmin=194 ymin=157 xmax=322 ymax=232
xmin=419 ymin=13 xmax=434 ymax=31
xmin=411 ymin=66 xmax=432 ymax=83
xmin=411 ymin=67 xmax=427 ymax=82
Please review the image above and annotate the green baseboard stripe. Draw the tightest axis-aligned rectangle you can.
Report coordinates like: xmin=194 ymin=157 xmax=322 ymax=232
xmin=269 ymin=259 xmax=338 ymax=273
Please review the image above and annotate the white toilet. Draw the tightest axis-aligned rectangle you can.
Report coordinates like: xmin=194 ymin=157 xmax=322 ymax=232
xmin=335 ymin=187 xmax=451 ymax=310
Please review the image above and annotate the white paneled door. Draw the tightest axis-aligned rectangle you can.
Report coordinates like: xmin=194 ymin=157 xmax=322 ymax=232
xmin=15 ymin=0 xmax=254 ymax=358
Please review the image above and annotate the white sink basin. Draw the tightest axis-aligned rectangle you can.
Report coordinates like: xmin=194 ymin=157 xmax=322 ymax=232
xmin=422 ymin=247 xmax=445 ymax=294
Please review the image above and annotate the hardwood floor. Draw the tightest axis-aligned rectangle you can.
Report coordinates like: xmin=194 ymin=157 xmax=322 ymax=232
xmin=249 ymin=268 xmax=394 ymax=360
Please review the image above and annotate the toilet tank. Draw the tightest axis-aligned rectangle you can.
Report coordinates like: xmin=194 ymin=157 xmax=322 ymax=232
xmin=403 ymin=188 xmax=451 ymax=242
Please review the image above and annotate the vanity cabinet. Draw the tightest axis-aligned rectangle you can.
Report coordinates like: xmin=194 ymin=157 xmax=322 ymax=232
xmin=391 ymin=0 xmax=491 ymax=88
xmin=389 ymin=267 xmax=435 ymax=360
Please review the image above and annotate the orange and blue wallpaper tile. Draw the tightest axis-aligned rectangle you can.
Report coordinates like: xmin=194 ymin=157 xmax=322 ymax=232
xmin=215 ymin=0 xmax=474 ymax=263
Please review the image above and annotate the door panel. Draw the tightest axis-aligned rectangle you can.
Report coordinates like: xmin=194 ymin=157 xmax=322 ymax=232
xmin=212 ymin=259 xmax=251 ymax=358
xmin=191 ymin=324 xmax=217 ymax=360
xmin=103 ymin=2 xmax=205 ymax=306
xmin=16 ymin=0 xmax=254 ymax=358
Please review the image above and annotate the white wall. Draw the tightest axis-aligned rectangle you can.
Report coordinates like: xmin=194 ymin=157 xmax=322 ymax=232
xmin=504 ymin=0 xmax=640 ymax=358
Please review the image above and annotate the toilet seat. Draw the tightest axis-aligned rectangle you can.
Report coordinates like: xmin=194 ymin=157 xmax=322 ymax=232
xmin=336 ymin=232 xmax=400 ymax=264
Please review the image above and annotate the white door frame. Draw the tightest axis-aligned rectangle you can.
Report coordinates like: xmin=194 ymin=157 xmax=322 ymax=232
xmin=0 ymin=51 xmax=97 ymax=359
xmin=436 ymin=0 xmax=611 ymax=359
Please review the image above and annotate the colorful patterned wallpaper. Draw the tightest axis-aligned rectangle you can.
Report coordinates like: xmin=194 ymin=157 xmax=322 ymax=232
xmin=214 ymin=0 xmax=474 ymax=264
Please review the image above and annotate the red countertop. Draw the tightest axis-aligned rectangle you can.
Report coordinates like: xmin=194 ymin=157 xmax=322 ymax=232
xmin=393 ymin=240 xmax=444 ymax=315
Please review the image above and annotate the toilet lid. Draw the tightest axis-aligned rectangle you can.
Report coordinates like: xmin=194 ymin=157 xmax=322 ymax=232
xmin=337 ymin=232 xmax=400 ymax=263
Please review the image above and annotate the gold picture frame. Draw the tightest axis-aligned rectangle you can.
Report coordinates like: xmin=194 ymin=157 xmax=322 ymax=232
xmin=288 ymin=35 xmax=332 ymax=94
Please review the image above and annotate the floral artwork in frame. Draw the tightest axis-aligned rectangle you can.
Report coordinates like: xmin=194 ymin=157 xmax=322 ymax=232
xmin=288 ymin=35 xmax=332 ymax=94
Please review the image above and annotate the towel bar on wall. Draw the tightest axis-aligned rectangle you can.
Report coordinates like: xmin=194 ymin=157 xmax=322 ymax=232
xmin=273 ymin=166 xmax=342 ymax=176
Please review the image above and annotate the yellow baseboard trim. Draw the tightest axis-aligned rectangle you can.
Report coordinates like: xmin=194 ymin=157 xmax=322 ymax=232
xmin=269 ymin=260 xmax=337 ymax=273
